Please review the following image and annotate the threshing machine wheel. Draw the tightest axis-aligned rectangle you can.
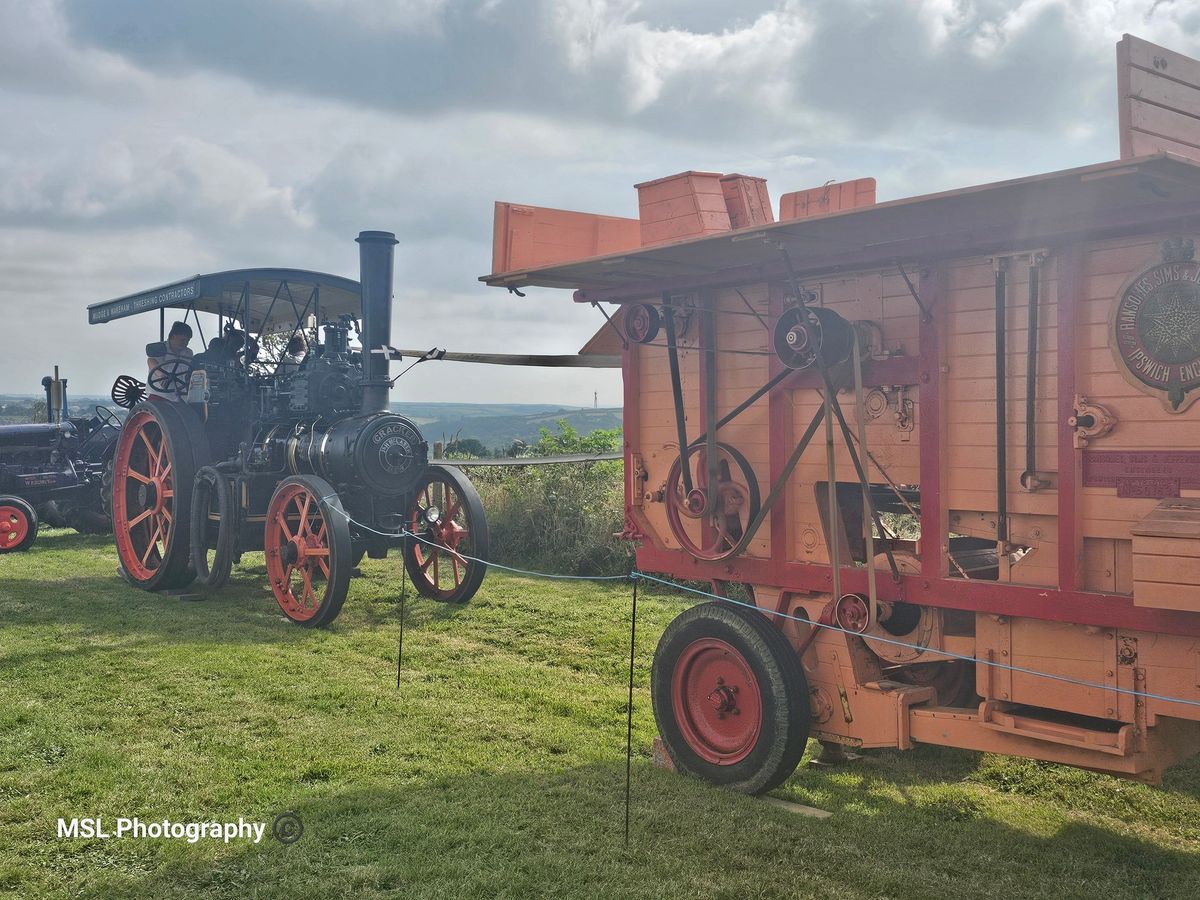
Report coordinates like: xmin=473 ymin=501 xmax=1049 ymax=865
xmin=111 ymin=400 xmax=208 ymax=590
xmin=664 ymin=442 xmax=761 ymax=561
xmin=0 ymin=495 xmax=38 ymax=553
xmin=264 ymin=475 xmax=352 ymax=627
xmin=652 ymin=601 xmax=811 ymax=795
xmin=404 ymin=464 xmax=489 ymax=603
xmin=190 ymin=466 xmax=235 ymax=589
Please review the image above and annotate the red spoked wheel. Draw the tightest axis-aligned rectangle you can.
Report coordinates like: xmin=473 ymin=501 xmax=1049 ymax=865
xmin=111 ymin=401 xmax=204 ymax=590
xmin=0 ymin=495 xmax=38 ymax=553
xmin=664 ymin=442 xmax=760 ymax=561
xmin=652 ymin=602 xmax=810 ymax=794
xmin=404 ymin=464 xmax=489 ymax=603
xmin=264 ymin=475 xmax=351 ymax=627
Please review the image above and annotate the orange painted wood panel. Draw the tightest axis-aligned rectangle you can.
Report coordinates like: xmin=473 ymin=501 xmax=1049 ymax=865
xmin=491 ymin=202 xmax=640 ymax=274
xmin=778 ymin=178 xmax=875 ymax=221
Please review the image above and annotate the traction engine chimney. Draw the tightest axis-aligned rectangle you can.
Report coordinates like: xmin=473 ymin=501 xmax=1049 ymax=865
xmin=356 ymin=229 xmax=399 ymax=414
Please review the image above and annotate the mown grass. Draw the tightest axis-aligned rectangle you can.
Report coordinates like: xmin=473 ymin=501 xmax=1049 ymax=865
xmin=1 ymin=530 xmax=1199 ymax=899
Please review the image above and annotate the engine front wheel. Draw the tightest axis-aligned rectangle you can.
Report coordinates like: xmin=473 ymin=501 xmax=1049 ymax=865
xmin=0 ymin=496 xmax=38 ymax=553
xmin=403 ymin=464 xmax=488 ymax=603
xmin=264 ymin=475 xmax=351 ymax=627
xmin=652 ymin=601 xmax=811 ymax=795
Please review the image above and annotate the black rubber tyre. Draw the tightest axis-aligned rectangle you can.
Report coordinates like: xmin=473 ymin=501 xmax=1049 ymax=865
xmin=190 ymin=466 xmax=235 ymax=589
xmin=111 ymin=399 xmax=209 ymax=591
xmin=652 ymin=601 xmax=810 ymax=795
xmin=403 ymin=464 xmax=489 ymax=603
xmin=0 ymin=495 xmax=38 ymax=553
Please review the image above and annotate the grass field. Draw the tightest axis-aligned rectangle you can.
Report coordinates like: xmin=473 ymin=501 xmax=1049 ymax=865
xmin=2 ymin=530 xmax=1199 ymax=898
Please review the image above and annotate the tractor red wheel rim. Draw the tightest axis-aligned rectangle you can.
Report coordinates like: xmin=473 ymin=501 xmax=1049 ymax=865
xmin=671 ymin=637 xmax=763 ymax=765
xmin=0 ymin=505 xmax=30 ymax=549
xmin=265 ymin=483 xmax=332 ymax=622
xmin=409 ymin=479 xmax=470 ymax=596
xmin=112 ymin=409 xmax=176 ymax=580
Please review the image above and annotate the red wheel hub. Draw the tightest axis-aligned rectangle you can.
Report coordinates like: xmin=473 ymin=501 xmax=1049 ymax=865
xmin=112 ymin=410 xmax=176 ymax=580
xmin=409 ymin=482 xmax=469 ymax=594
xmin=0 ymin=505 xmax=30 ymax=550
xmin=266 ymin=483 xmax=332 ymax=622
xmin=834 ymin=593 xmax=870 ymax=634
xmin=671 ymin=637 xmax=763 ymax=764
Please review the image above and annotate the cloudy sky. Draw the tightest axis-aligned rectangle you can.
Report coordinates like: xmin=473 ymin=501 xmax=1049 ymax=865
xmin=3 ymin=1 xmax=1199 ymax=405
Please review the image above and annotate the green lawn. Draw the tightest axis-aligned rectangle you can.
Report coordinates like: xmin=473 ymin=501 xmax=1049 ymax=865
xmin=1 ymin=530 xmax=1198 ymax=899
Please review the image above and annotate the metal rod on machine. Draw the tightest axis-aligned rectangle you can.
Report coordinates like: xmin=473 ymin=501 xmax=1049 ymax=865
xmin=852 ymin=338 xmax=878 ymax=623
xmin=994 ymin=259 xmax=1008 ymax=545
xmin=701 ymin=291 xmax=719 ymax=517
xmin=825 ymin=380 xmax=841 ymax=602
xmin=1021 ymin=258 xmax=1046 ymax=491
xmin=663 ymin=294 xmax=693 ymax=495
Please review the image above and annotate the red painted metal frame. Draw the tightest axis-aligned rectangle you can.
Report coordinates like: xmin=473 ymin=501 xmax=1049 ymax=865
xmin=1057 ymin=246 xmax=1082 ymax=592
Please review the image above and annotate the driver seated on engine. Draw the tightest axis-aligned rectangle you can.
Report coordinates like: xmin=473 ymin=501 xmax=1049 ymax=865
xmin=146 ymin=321 xmax=194 ymax=401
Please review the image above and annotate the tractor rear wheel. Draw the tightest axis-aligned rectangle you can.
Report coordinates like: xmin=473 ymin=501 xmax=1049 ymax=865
xmin=111 ymin=400 xmax=207 ymax=591
xmin=0 ymin=495 xmax=38 ymax=553
xmin=264 ymin=475 xmax=351 ymax=627
xmin=404 ymin=464 xmax=488 ymax=603
xmin=652 ymin=601 xmax=810 ymax=795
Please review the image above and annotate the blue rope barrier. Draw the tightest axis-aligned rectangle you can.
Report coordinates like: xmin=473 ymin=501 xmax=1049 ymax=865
xmin=320 ymin=496 xmax=1200 ymax=711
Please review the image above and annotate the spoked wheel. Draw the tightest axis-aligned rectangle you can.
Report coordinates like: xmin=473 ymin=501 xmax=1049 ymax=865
xmin=190 ymin=466 xmax=235 ymax=589
xmin=404 ymin=464 xmax=488 ymax=602
xmin=652 ymin=601 xmax=810 ymax=795
xmin=264 ymin=475 xmax=351 ymax=627
xmin=111 ymin=401 xmax=206 ymax=590
xmin=664 ymin=442 xmax=761 ymax=561
xmin=0 ymin=495 xmax=38 ymax=553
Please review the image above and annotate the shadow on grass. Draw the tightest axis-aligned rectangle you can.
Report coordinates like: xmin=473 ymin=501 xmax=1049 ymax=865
xmin=61 ymin=759 xmax=1200 ymax=900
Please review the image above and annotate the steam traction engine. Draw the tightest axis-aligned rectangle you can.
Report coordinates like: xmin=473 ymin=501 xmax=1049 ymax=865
xmin=483 ymin=36 xmax=1200 ymax=789
xmin=89 ymin=231 xmax=487 ymax=626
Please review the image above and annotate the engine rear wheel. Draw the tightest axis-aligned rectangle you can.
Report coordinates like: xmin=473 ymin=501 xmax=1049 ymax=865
xmin=0 ymin=496 xmax=38 ymax=553
xmin=111 ymin=401 xmax=205 ymax=590
xmin=404 ymin=464 xmax=488 ymax=603
xmin=652 ymin=601 xmax=810 ymax=795
xmin=190 ymin=466 xmax=235 ymax=589
xmin=264 ymin=475 xmax=351 ymax=627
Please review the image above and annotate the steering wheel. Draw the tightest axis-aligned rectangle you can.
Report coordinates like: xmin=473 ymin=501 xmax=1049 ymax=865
xmin=147 ymin=360 xmax=195 ymax=398
xmin=94 ymin=405 xmax=122 ymax=429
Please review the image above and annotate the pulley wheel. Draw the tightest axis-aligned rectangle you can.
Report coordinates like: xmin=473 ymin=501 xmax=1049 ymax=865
xmin=190 ymin=466 xmax=235 ymax=589
xmin=771 ymin=305 xmax=856 ymax=370
xmin=264 ymin=475 xmax=352 ymax=627
xmin=664 ymin=442 xmax=760 ymax=561
xmin=404 ymin=464 xmax=489 ymax=603
xmin=0 ymin=495 xmax=38 ymax=553
xmin=624 ymin=303 xmax=661 ymax=344
xmin=111 ymin=400 xmax=207 ymax=590
xmin=652 ymin=601 xmax=810 ymax=794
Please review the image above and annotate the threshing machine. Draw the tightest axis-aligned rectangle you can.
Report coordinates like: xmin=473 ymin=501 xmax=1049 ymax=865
xmin=483 ymin=35 xmax=1200 ymax=789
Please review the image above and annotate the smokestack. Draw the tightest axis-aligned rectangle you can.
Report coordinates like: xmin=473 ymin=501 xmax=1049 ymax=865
xmin=356 ymin=230 xmax=399 ymax=414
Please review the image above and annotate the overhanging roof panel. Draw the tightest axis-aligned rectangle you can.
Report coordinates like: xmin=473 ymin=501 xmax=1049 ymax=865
xmin=480 ymin=154 xmax=1200 ymax=297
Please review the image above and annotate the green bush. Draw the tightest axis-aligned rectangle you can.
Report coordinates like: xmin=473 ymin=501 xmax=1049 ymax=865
xmin=466 ymin=421 xmax=634 ymax=577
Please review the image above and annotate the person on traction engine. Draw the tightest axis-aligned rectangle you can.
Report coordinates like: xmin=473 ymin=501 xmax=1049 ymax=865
xmin=146 ymin=320 xmax=194 ymax=400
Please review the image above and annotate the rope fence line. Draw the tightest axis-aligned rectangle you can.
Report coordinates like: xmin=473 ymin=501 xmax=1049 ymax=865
xmin=323 ymin=499 xmax=1200 ymax=711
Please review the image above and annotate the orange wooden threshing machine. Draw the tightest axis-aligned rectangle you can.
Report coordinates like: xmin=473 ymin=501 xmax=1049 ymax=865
xmin=483 ymin=35 xmax=1200 ymax=791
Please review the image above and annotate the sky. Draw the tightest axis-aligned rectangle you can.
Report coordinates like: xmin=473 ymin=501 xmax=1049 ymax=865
xmin=2 ymin=0 xmax=1199 ymax=405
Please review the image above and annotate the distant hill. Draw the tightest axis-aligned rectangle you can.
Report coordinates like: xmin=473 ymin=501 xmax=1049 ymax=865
xmin=393 ymin=403 xmax=622 ymax=452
